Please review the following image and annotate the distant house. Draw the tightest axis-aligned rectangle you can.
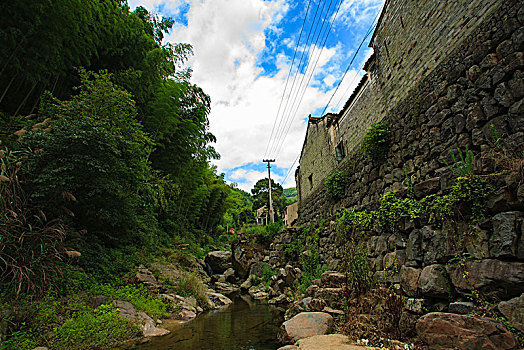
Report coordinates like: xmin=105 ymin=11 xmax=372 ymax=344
xmin=256 ymin=205 xmax=267 ymax=226
xmin=283 ymin=202 xmax=298 ymax=228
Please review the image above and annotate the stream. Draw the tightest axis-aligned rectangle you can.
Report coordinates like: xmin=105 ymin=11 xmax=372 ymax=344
xmin=114 ymin=295 xmax=284 ymax=350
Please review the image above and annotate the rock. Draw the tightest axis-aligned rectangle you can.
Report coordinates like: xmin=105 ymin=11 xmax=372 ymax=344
xmin=405 ymin=298 xmax=425 ymax=314
xmin=322 ymin=306 xmax=345 ymax=316
xmin=205 ymin=292 xmax=232 ymax=308
xmin=205 ymin=251 xmax=232 ymax=274
xmin=176 ymin=309 xmax=197 ymax=320
xmin=64 ymin=250 xmax=81 ymax=258
xmin=413 ymin=177 xmax=440 ymax=198
xmin=314 ymin=288 xmax=345 ymax=307
xmin=489 ymin=212 xmax=521 ymax=258
xmin=418 ymin=264 xmax=450 ymax=299
xmin=240 ymin=275 xmax=253 ymax=291
xmin=279 ymin=312 xmax=333 ymax=343
xmin=320 ymin=271 xmax=346 ymax=288
xmin=447 ymin=259 xmax=524 ymax=300
xmin=224 ymin=267 xmax=236 ymax=283
xmin=213 ymin=281 xmax=239 ymax=296
xmin=416 ymin=312 xmax=517 ymax=350
xmin=112 ymin=300 xmax=137 ymax=319
xmin=269 ymin=294 xmax=291 ymax=305
xmin=111 ymin=300 xmax=168 ymax=337
xmin=249 ymin=284 xmax=268 ymax=299
xmin=277 ymin=346 xmax=298 ymax=350
xmin=232 ymin=244 xmax=249 ymax=279
xmin=400 ymin=266 xmax=421 ymax=297
xmin=297 ymin=334 xmax=376 ymax=349
xmin=87 ymin=295 xmax=110 ymax=308
xmin=498 ymin=293 xmax=524 ymax=333
xmin=448 ymin=301 xmax=476 ymax=315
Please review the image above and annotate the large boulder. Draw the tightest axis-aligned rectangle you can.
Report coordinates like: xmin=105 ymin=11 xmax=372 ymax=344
xmin=447 ymin=259 xmax=524 ymax=300
xmin=205 ymin=251 xmax=232 ymax=274
xmin=205 ymin=292 xmax=232 ymax=309
xmin=297 ymin=334 xmax=377 ymax=349
xmin=416 ymin=312 xmax=517 ymax=350
xmin=279 ymin=312 xmax=333 ymax=343
xmin=498 ymin=293 xmax=524 ymax=333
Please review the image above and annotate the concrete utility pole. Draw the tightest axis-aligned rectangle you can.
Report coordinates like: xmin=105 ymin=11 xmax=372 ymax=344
xmin=263 ymin=159 xmax=275 ymax=223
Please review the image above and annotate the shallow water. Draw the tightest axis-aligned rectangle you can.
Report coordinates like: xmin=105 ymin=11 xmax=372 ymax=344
xmin=116 ymin=295 xmax=284 ymax=350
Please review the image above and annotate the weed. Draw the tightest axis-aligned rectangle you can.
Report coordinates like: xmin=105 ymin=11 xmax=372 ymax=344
xmin=362 ymin=121 xmax=391 ymax=162
xmin=445 ymin=145 xmax=475 ymax=177
xmin=324 ymin=170 xmax=348 ymax=200
xmin=174 ymin=272 xmax=208 ymax=308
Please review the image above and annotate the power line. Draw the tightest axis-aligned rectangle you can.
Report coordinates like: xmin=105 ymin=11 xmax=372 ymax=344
xmin=281 ymin=153 xmax=300 ymax=185
xmin=273 ymin=0 xmax=344 ymax=158
xmin=271 ymin=0 xmax=336 ymax=159
xmin=263 ymin=0 xmax=313 ymax=159
xmin=267 ymin=0 xmax=323 ymax=158
xmin=317 ymin=8 xmax=382 ymax=118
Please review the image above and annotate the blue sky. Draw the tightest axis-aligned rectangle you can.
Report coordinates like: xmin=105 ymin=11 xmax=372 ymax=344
xmin=128 ymin=0 xmax=384 ymax=191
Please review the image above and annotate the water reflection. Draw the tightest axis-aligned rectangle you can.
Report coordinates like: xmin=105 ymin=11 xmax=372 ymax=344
xmin=118 ymin=295 xmax=283 ymax=350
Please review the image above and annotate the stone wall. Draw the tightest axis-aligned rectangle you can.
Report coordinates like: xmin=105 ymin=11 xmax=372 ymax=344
xmin=296 ymin=117 xmax=338 ymax=201
xmin=298 ymin=0 xmax=523 ymax=223
xmin=278 ymin=0 xmax=524 ymax=338
xmin=297 ymin=0 xmax=507 ymax=206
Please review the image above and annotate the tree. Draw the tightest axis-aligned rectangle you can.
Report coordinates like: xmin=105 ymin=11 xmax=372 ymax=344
xmin=21 ymin=70 xmax=153 ymax=247
xmin=251 ymin=178 xmax=285 ymax=217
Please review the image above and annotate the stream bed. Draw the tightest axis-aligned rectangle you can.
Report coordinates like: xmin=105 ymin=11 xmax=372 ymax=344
xmin=114 ymin=295 xmax=284 ymax=350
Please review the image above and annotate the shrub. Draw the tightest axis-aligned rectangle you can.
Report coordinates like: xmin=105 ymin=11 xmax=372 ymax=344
xmin=343 ymin=243 xmax=373 ymax=297
xmin=92 ymin=283 xmax=169 ymax=319
xmin=174 ymin=272 xmax=208 ymax=308
xmin=361 ymin=121 xmax=390 ymax=162
xmin=21 ymin=71 xmax=154 ymax=248
xmin=299 ymin=230 xmax=326 ymax=293
xmin=52 ymin=304 xmax=141 ymax=350
xmin=445 ymin=145 xmax=475 ymax=177
xmin=337 ymin=209 xmax=375 ymax=241
xmin=324 ymin=170 xmax=348 ymax=199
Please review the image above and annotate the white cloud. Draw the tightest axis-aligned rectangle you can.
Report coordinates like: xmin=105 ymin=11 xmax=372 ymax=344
xmin=337 ymin=0 xmax=384 ymax=26
xmin=166 ymin=0 xmax=338 ymax=189
xmin=128 ymin=0 xmax=380 ymax=192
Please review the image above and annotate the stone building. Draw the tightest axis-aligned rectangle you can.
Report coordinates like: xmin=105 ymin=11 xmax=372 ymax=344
xmin=295 ymin=0 xmax=511 ymax=217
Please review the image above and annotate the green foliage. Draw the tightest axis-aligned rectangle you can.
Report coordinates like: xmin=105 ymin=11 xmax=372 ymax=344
xmin=445 ymin=145 xmax=475 ymax=177
xmin=283 ymin=187 xmax=298 ymax=205
xmin=343 ymin=243 xmax=373 ymax=297
xmin=174 ymin=272 xmax=208 ymax=308
xmin=242 ymin=221 xmax=283 ymax=246
xmin=377 ymin=192 xmax=424 ymax=232
xmin=299 ymin=229 xmax=326 ymax=293
xmin=53 ymin=305 xmax=141 ymax=350
xmin=22 ymin=71 xmax=153 ymax=247
xmin=93 ymin=283 xmax=169 ymax=319
xmin=432 ymin=175 xmax=493 ymax=224
xmin=361 ymin=121 xmax=390 ymax=162
xmin=324 ymin=170 xmax=348 ymax=200
xmin=337 ymin=209 xmax=376 ymax=241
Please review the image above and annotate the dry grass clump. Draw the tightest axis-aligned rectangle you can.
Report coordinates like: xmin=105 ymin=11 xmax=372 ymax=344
xmin=339 ymin=287 xmax=409 ymax=345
